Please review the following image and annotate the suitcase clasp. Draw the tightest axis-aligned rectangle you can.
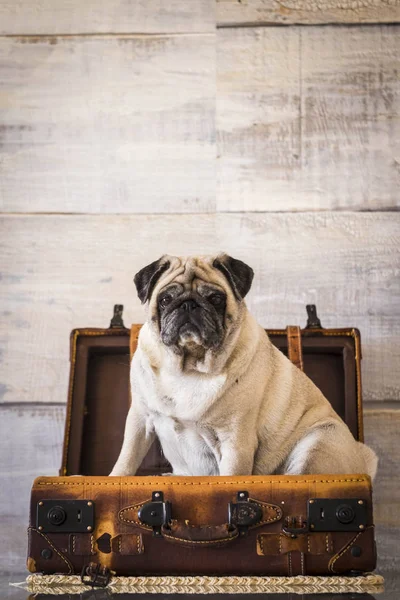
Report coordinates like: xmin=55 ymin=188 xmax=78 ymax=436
xmin=228 ymin=491 xmax=263 ymax=537
xmin=138 ymin=491 xmax=172 ymax=537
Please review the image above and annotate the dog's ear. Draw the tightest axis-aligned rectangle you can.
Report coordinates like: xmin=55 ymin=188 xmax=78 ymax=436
xmin=213 ymin=254 xmax=254 ymax=300
xmin=134 ymin=257 xmax=170 ymax=304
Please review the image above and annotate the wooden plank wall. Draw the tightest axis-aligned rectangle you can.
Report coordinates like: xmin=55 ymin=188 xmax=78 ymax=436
xmin=0 ymin=0 xmax=399 ymax=576
xmin=217 ymin=0 xmax=400 ymax=26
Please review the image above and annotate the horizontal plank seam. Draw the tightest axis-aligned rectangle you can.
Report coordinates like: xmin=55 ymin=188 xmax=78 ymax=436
xmin=216 ymin=22 xmax=400 ymax=30
xmin=364 ymin=402 xmax=400 ymax=410
xmin=1 ymin=210 xmax=400 ymax=218
xmin=0 ymin=32 xmax=214 ymax=40
xmin=0 ymin=402 xmax=66 ymax=408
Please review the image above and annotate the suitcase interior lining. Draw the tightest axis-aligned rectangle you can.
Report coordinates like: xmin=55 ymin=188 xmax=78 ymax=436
xmin=62 ymin=328 xmax=362 ymax=476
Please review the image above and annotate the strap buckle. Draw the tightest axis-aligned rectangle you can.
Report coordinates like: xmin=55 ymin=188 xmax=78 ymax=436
xmin=282 ymin=517 xmax=309 ymax=538
xmin=81 ymin=562 xmax=113 ymax=588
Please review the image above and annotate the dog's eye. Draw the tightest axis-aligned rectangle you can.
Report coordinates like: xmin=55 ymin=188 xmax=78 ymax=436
xmin=209 ymin=293 xmax=224 ymax=306
xmin=159 ymin=294 xmax=172 ymax=309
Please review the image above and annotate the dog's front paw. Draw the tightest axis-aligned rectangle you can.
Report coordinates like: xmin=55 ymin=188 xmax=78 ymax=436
xmin=109 ymin=466 xmax=130 ymax=476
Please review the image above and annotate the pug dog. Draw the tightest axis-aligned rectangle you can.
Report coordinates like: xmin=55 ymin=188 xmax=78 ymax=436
xmin=110 ymin=254 xmax=377 ymax=479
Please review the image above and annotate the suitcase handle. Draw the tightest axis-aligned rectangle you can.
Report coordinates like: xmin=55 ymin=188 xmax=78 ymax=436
xmin=136 ymin=491 xmax=281 ymax=544
xmin=160 ymin=521 xmax=239 ymax=547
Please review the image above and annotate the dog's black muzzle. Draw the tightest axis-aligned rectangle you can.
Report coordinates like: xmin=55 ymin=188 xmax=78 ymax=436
xmin=160 ymin=295 xmax=224 ymax=349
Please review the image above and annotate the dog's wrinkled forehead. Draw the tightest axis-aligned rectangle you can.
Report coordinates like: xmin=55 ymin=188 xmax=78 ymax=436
xmin=162 ymin=256 xmax=225 ymax=291
xmin=134 ymin=253 xmax=254 ymax=304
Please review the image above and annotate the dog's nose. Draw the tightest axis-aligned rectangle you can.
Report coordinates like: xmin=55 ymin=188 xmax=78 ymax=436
xmin=180 ymin=299 xmax=198 ymax=312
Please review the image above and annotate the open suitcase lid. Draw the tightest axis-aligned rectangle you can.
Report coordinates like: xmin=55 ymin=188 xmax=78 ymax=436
xmin=61 ymin=305 xmax=363 ymax=477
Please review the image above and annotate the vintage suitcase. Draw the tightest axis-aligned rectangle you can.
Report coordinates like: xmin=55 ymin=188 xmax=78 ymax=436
xmin=27 ymin=305 xmax=376 ymax=578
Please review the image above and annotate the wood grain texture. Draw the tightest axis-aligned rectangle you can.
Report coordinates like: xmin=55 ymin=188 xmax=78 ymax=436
xmin=0 ymin=0 xmax=215 ymax=35
xmin=217 ymin=0 xmax=400 ymax=26
xmin=0 ymin=404 xmax=65 ymax=572
xmin=0 ymin=212 xmax=399 ymax=405
xmin=0 ymin=34 xmax=215 ymax=214
xmin=217 ymin=25 xmax=400 ymax=212
xmin=0 ymin=404 xmax=398 ymax=573
xmin=363 ymin=409 xmax=400 ymax=574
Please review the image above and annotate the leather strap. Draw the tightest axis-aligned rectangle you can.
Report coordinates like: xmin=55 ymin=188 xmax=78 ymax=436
xmin=257 ymin=532 xmax=334 ymax=556
xmin=161 ymin=521 xmax=239 ymax=547
xmin=130 ymin=324 xmax=141 ymax=361
xmin=286 ymin=325 xmax=304 ymax=371
xmin=111 ymin=534 xmax=144 ymax=555
xmin=69 ymin=533 xmax=95 ymax=556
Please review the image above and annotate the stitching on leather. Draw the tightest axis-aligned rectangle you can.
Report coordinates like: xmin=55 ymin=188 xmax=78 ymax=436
xmin=248 ymin=499 xmax=282 ymax=525
xmin=269 ymin=329 xmax=355 ymax=337
xmin=300 ymin=552 xmax=305 ymax=575
xmin=119 ymin=500 xmax=152 ymax=529
xmin=29 ymin=527 xmax=73 ymax=574
xmin=161 ymin=531 xmax=238 ymax=545
xmin=115 ymin=534 xmax=142 ymax=555
xmin=288 ymin=552 xmax=292 ymax=576
xmin=260 ymin=533 xmax=333 ymax=556
xmin=328 ymin=531 xmax=363 ymax=573
xmin=37 ymin=478 xmax=367 ymax=486
xmin=72 ymin=534 xmax=93 ymax=556
xmin=170 ymin=520 xmax=228 ymax=530
xmin=258 ymin=532 xmax=340 ymax=558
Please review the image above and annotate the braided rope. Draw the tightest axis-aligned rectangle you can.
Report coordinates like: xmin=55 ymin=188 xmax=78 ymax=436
xmin=16 ymin=573 xmax=384 ymax=595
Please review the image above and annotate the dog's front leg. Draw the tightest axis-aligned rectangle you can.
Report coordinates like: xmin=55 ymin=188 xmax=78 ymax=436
xmin=218 ymin=438 xmax=255 ymax=476
xmin=110 ymin=405 xmax=155 ymax=476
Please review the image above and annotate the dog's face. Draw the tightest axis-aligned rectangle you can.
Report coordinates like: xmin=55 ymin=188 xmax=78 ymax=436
xmin=134 ymin=254 xmax=254 ymax=354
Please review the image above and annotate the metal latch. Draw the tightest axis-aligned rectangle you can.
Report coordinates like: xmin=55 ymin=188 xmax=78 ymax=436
xmin=305 ymin=304 xmax=323 ymax=329
xmin=138 ymin=491 xmax=171 ymax=537
xmin=109 ymin=304 xmax=125 ymax=328
xmin=308 ymin=498 xmax=367 ymax=532
xmin=81 ymin=562 xmax=113 ymax=588
xmin=228 ymin=491 xmax=262 ymax=536
xmin=37 ymin=499 xmax=94 ymax=533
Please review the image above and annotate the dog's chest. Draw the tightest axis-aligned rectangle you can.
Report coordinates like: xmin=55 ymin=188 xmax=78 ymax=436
xmin=135 ymin=355 xmax=226 ymax=474
xmin=147 ymin=406 xmax=221 ymax=476
xmin=152 ymin=369 xmax=227 ymax=418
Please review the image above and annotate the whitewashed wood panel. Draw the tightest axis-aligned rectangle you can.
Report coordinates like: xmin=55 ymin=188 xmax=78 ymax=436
xmin=364 ymin=409 xmax=400 ymax=530
xmin=0 ymin=212 xmax=399 ymax=404
xmin=217 ymin=0 xmax=400 ymax=26
xmin=0 ymin=404 xmax=65 ymax=573
xmin=0 ymin=0 xmax=215 ymax=35
xmin=0 ymin=34 xmax=215 ymax=214
xmin=217 ymin=26 xmax=400 ymax=212
xmin=363 ymin=409 xmax=400 ymax=574
xmin=0 ymin=404 xmax=398 ymax=573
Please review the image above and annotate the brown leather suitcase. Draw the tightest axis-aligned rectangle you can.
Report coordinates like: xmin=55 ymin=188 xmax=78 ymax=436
xmin=27 ymin=305 xmax=377 ymax=579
